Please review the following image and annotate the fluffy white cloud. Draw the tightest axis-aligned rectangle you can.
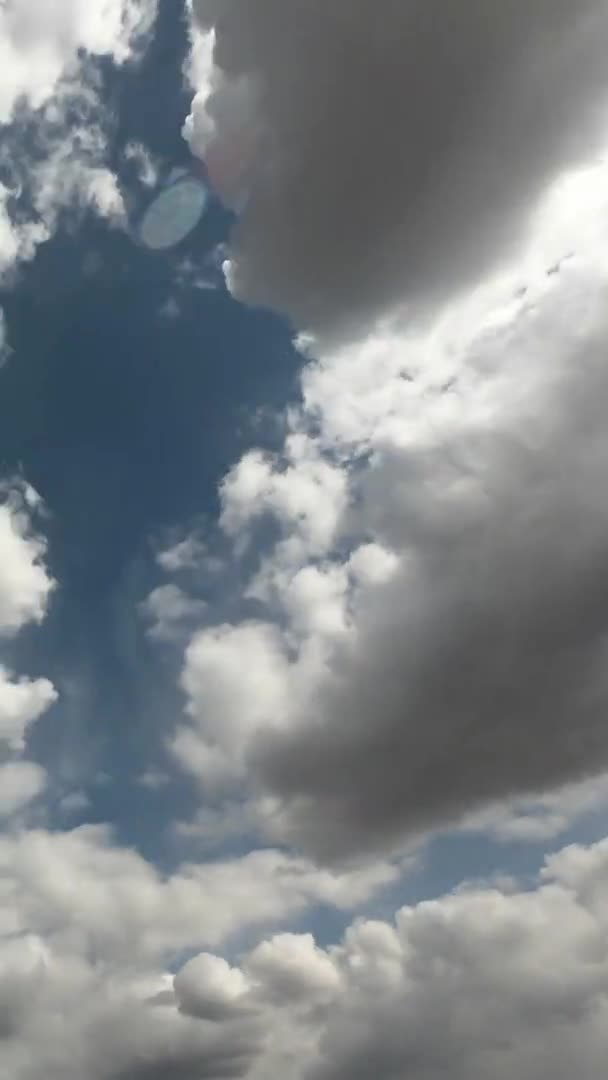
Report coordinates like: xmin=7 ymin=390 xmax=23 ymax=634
xmin=140 ymin=584 xmax=206 ymax=641
xmin=245 ymin=932 xmax=341 ymax=1005
xmin=5 ymin=833 xmax=608 ymax=1078
xmin=0 ymin=0 xmax=157 ymax=124
xmin=173 ymin=620 xmax=295 ymax=790
xmin=174 ymin=952 xmax=250 ymax=1020
xmin=0 ymin=487 xmax=55 ymax=636
xmin=0 ymin=825 xmax=397 ymax=966
xmin=0 ymin=667 xmax=57 ymax=751
xmin=0 ymin=761 xmax=46 ymax=818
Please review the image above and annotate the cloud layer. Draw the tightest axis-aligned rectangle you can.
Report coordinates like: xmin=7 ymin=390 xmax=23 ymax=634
xmin=4 ymin=834 xmax=608 ymax=1079
xmin=173 ymin=117 xmax=608 ymax=859
xmin=189 ymin=0 xmax=608 ymax=343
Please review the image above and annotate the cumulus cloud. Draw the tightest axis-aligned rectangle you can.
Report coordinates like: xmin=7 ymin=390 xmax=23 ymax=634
xmin=293 ymin=837 xmax=608 ymax=1080
xmin=0 ymin=0 xmax=157 ymax=124
xmin=140 ymin=584 xmax=206 ymax=641
xmin=0 ymin=666 xmax=57 ymax=751
xmin=6 ymin=834 xmax=608 ymax=1079
xmin=0 ymin=760 xmax=46 ymax=818
xmin=253 ymin=259 xmax=608 ymax=858
xmin=174 ymin=953 xmax=250 ymax=1020
xmin=188 ymin=0 xmax=608 ymax=344
xmin=167 ymin=148 xmax=608 ymax=860
xmin=0 ymin=485 xmax=55 ymax=636
xmin=0 ymin=825 xmax=397 ymax=966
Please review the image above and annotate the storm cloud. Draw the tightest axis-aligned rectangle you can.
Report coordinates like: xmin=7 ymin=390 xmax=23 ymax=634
xmin=189 ymin=0 xmax=608 ymax=343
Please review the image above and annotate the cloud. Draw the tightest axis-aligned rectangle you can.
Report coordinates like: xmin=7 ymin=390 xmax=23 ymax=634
xmin=157 ymin=535 xmax=208 ymax=573
xmin=0 ymin=485 xmax=55 ymax=637
xmin=0 ymin=760 xmax=46 ymax=818
xmin=188 ymin=0 xmax=608 ymax=344
xmin=253 ymin=263 xmax=608 ymax=858
xmin=0 ymin=0 xmax=157 ymax=124
xmin=6 ymin=833 xmax=608 ymax=1079
xmin=122 ymin=141 xmax=160 ymax=188
xmin=294 ymin=836 xmax=608 ymax=1080
xmin=174 ymin=953 xmax=250 ymax=1020
xmin=0 ymin=825 xmax=397 ymax=967
xmin=245 ymin=932 xmax=341 ymax=1005
xmin=460 ymin=772 xmax=608 ymax=844
xmin=0 ymin=666 xmax=57 ymax=751
xmin=140 ymin=585 xmax=206 ymax=642
xmin=168 ymin=152 xmax=608 ymax=860
xmin=0 ymin=1 xmax=158 ymax=278
xmin=0 ymin=949 xmax=264 ymax=1080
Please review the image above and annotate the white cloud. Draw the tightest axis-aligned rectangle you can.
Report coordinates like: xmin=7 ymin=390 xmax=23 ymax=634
xmin=157 ymin=534 xmax=207 ymax=572
xmin=182 ymin=2 xmax=215 ymax=94
xmin=173 ymin=621 xmax=295 ymax=790
xmin=174 ymin=952 xmax=250 ymax=1020
xmin=0 ymin=667 xmax=57 ymax=751
xmin=0 ymin=761 xmax=46 ymax=818
xmin=0 ymin=486 xmax=55 ymax=637
xmin=220 ymin=438 xmax=349 ymax=560
xmin=122 ymin=140 xmax=160 ymax=188
xmin=0 ymin=0 xmax=157 ymax=124
xmin=245 ymin=932 xmax=341 ymax=1005
xmin=5 ymin=833 xmax=608 ymax=1079
xmin=0 ymin=825 xmax=397 ymax=966
xmin=140 ymin=584 xmax=206 ymax=641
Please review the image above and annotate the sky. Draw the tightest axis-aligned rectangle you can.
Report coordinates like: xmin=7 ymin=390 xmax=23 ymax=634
xmin=3 ymin=1 xmax=608 ymax=1077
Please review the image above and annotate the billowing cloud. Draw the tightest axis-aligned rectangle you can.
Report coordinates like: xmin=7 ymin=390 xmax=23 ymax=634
xmin=5 ymin=834 xmax=608 ymax=1078
xmin=0 ymin=761 xmax=46 ymax=818
xmin=0 ymin=486 xmax=55 ymax=636
xmin=188 ymin=0 xmax=608 ymax=344
xmin=0 ymin=825 xmax=397 ymax=965
xmin=174 ymin=953 xmax=250 ymax=1020
xmin=169 ymin=151 xmax=608 ymax=860
xmin=0 ymin=667 xmax=57 ymax=751
xmin=252 ymin=247 xmax=608 ymax=859
xmin=0 ymin=0 xmax=157 ymax=124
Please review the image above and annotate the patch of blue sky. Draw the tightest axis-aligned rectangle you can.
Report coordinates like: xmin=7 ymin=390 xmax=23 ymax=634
xmin=0 ymin=12 xmax=303 ymax=864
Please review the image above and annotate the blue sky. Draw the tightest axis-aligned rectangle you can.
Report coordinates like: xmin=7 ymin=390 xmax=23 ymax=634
xmin=0 ymin=5 xmax=303 ymax=861
xmin=3 ymin=3 xmax=608 ymax=1079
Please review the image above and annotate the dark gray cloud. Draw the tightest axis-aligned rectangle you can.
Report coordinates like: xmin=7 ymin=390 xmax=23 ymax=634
xmin=190 ymin=0 xmax=608 ymax=343
xmin=248 ymin=274 xmax=608 ymax=860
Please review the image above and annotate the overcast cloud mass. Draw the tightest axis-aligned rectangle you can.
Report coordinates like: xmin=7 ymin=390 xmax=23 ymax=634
xmin=190 ymin=0 xmax=608 ymax=343
xmin=2 ymin=1 xmax=608 ymax=1078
